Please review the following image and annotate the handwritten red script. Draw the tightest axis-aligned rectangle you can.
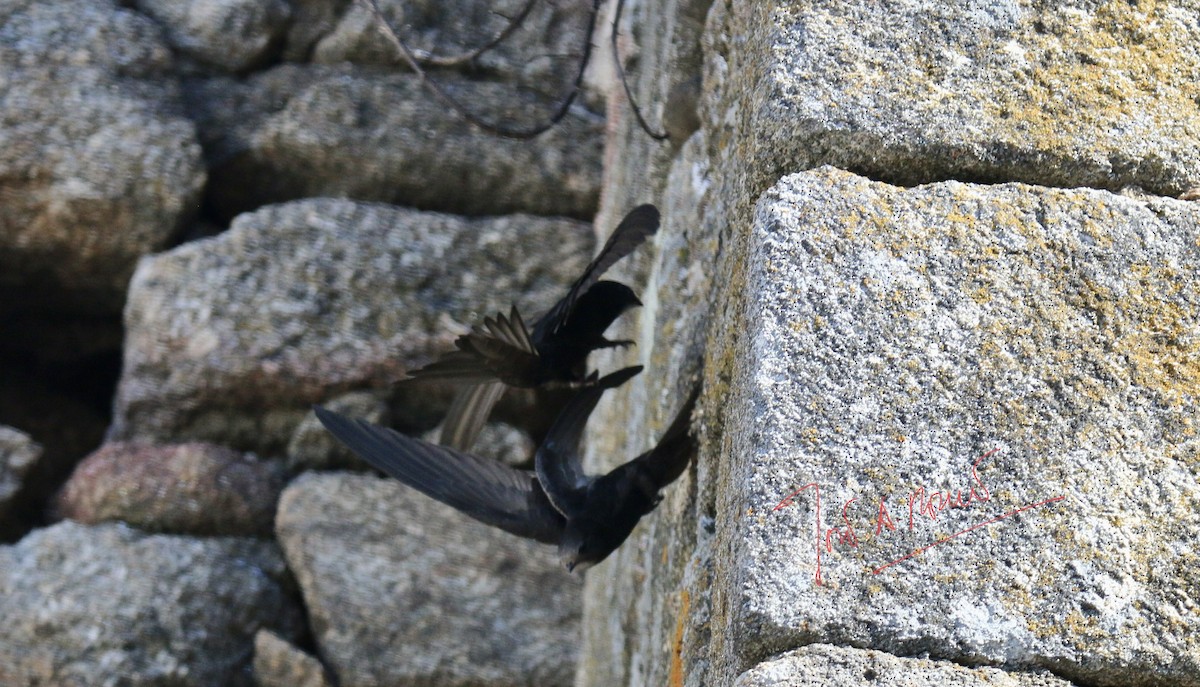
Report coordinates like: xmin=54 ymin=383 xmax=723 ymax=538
xmin=771 ymin=449 xmax=1065 ymax=585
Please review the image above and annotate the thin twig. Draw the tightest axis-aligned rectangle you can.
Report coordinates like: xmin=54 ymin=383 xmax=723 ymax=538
xmin=361 ymin=0 xmax=599 ymax=140
xmin=406 ymin=0 xmax=539 ymax=67
xmin=612 ymin=0 xmax=669 ymax=140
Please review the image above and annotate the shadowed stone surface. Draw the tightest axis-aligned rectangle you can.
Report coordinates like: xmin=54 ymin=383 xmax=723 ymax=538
xmin=707 ymin=169 xmax=1200 ymax=686
xmin=111 ymin=198 xmax=593 ymax=451
xmin=276 ymin=472 xmax=580 ymax=687
xmin=57 ymin=442 xmax=285 ymax=537
xmin=0 ymin=521 xmax=302 ymax=687
xmin=735 ymin=644 xmax=1073 ymax=687
xmin=312 ymin=0 xmax=593 ymax=92
xmin=422 ymin=420 xmax=536 ymax=468
xmin=185 ymin=64 xmax=603 ymax=222
xmin=280 ymin=0 xmax=349 ymax=61
xmin=0 ymin=0 xmax=205 ymax=314
xmin=705 ymin=1 xmax=1200 ymax=198
xmin=0 ymin=370 xmax=109 ymax=540
xmin=134 ymin=0 xmax=291 ymax=72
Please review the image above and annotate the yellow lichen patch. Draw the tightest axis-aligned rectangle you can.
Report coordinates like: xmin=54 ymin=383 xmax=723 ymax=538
xmin=1109 ymin=265 xmax=1200 ymax=402
xmin=985 ymin=0 xmax=1200 ymax=150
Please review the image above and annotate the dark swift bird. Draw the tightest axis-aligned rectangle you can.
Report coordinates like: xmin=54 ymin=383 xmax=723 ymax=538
xmin=406 ymin=204 xmax=660 ymax=450
xmin=314 ymin=365 xmax=699 ymax=573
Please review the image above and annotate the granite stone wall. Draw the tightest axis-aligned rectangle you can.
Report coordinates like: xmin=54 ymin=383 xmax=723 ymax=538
xmin=1 ymin=1 xmax=600 ymax=684
xmin=2 ymin=1 xmax=1197 ymax=685
xmin=583 ymin=1 xmax=1200 ymax=686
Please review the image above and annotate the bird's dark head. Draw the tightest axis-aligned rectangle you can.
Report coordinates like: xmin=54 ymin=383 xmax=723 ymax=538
xmin=558 ymin=519 xmax=620 ymax=574
xmin=562 ymin=281 xmax=642 ymax=340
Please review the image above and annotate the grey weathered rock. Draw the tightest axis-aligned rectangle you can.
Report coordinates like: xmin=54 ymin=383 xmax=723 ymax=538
xmin=0 ymin=0 xmax=173 ymax=77
xmin=134 ymin=0 xmax=291 ymax=72
xmin=276 ymin=472 xmax=581 ymax=686
xmin=281 ymin=0 xmax=350 ymax=61
xmin=0 ymin=1 xmax=205 ymax=314
xmin=422 ymin=420 xmax=536 ymax=467
xmin=735 ymin=645 xmax=1073 ymax=687
xmin=111 ymin=198 xmax=594 ymax=451
xmin=57 ymin=442 xmax=285 ymax=537
xmin=705 ymin=1 xmax=1200 ymax=199
xmin=0 ymin=521 xmax=302 ymax=686
xmin=441 ymin=417 xmax=535 ymax=466
xmin=590 ymin=0 xmax=708 ymax=228
xmin=185 ymin=64 xmax=603 ymax=222
xmin=312 ymin=0 xmax=592 ymax=91
xmin=703 ymin=169 xmax=1200 ymax=685
xmin=253 ymin=629 xmax=333 ymax=687
xmin=0 ymin=426 xmax=42 ymax=527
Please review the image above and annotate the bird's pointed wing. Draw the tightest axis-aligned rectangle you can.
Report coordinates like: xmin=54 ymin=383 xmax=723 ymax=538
xmin=438 ymin=381 xmax=508 ymax=450
xmin=628 ymin=382 xmax=700 ymax=489
xmin=402 ymin=349 xmax=499 ymax=382
xmin=535 ymin=366 xmax=643 ymax=516
xmin=405 ymin=306 xmax=540 ymax=384
xmin=535 ymin=205 xmax=659 ymax=340
xmin=314 ymin=406 xmax=565 ymax=544
xmin=482 ymin=305 xmax=536 ymax=354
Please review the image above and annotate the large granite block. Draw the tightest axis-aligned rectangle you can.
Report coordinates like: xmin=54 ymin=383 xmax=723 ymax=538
xmin=0 ymin=522 xmax=301 ymax=686
xmin=277 ymin=472 xmax=581 ymax=686
xmin=706 ymin=1 xmax=1200 ymax=199
xmin=111 ymin=198 xmax=593 ymax=450
xmin=711 ymin=168 xmax=1200 ymax=686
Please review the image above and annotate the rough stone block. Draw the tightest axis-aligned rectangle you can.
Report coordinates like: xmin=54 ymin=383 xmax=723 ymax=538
xmin=111 ymin=198 xmax=593 ymax=450
xmin=0 ymin=1 xmax=205 ymax=314
xmin=185 ymin=64 xmax=602 ymax=222
xmin=0 ymin=521 xmax=302 ymax=686
xmin=712 ymin=168 xmax=1200 ymax=686
xmin=0 ymin=426 xmax=42 ymax=527
xmin=735 ymin=644 xmax=1072 ymax=687
xmin=57 ymin=442 xmax=285 ymax=537
xmin=312 ymin=0 xmax=593 ymax=93
xmin=134 ymin=0 xmax=291 ymax=72
xmin=253 ymin=629 xmax=333 ymax=687
xmin=276 ymin=472 xmax=581 ymax=686
xmin=706 ymin=1 xmax=1200 ymax=198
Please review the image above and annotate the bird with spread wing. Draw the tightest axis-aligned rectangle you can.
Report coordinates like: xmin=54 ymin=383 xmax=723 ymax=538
xmin=405 ymin=205 xmax=660 ymax=450
xmin=315 ymin=366 xmax=699 ymax=572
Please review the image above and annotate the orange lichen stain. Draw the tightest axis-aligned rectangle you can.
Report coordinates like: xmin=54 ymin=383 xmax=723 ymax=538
xmin=668 ymin=589 xmax=691 ymax=687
